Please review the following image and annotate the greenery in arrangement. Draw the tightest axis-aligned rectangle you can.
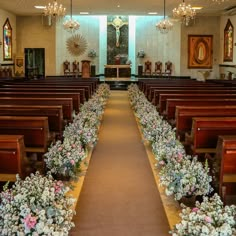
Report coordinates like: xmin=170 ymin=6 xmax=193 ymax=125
xmin=137 ymin=50 xmax=145 ymax=58
xmin=128 ymin=84 xmax=236 ymax=235
xmin=88 ymin=49 xmax=97 ymax=58
xmin=0 ymin=172 xmax=76 ymax=235
xmin=171 ymin=194 xmax=236 ymax=236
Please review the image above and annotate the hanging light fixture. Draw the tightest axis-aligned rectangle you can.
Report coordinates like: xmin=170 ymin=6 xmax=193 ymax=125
xmin=156 ymin=0 xmax=173 ymax=34
xmin=173 ymin=0 xmax=196 ymax=26
xmin=212 ymin=0 xmax=228 ymax=3
xmin=63 ymin=0 xmax=80 ymax=33
xmin=44 ymin=0 xmax=66 ymax=21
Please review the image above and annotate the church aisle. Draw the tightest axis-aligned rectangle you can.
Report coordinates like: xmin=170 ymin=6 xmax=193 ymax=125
xmin=70 ymin=91 xmax=170 ymax=236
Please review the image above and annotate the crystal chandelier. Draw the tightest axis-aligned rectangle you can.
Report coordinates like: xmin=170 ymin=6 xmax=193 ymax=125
xmin=44 ymin=0 xmax=66 ymax=21
xmin=173 ymin=0 xmax=196 ymax=26
xmin=63 ymin=0 xmax=80 ymax=33
xmin=156 ymin=0 xmax=173 ymax=34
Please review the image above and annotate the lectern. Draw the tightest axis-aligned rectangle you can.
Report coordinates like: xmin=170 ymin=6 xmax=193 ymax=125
xmin=81 ymin=60 xmax=91 ymax=78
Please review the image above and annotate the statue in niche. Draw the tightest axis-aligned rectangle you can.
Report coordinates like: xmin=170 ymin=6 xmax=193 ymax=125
xmin=108 ymin=16 xmax=128 ymax=47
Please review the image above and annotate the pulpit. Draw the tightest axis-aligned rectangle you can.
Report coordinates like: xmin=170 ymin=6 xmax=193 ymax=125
xmin=81 ymin=60 xmax=91 ymax=78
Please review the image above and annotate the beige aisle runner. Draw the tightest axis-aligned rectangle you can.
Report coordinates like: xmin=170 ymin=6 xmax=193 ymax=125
xmin=70 ymin=91 xmax=170 ymax=236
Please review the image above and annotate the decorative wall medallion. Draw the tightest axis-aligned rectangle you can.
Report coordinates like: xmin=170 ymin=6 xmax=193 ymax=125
xmin=66 ymin=34 xmax=87 ymax=56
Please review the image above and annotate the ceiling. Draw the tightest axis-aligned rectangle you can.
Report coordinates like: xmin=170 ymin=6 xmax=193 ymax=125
xmin=0 ymin=0 xmax=235 ymax=17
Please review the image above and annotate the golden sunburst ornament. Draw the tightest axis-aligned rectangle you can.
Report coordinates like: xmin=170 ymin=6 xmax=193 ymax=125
xmin=66 ymin=34 xmax=87 ymax=56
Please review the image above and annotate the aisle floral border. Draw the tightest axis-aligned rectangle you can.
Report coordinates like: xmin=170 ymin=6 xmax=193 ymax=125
xmin=0 ymin=83 xmax=110 ymax=235
xmin=128 ymin=83 xmax=236 ymax=235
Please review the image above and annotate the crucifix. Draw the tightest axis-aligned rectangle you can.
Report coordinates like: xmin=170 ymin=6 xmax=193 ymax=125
xmin=108 ymin=16 xmax=128 ymax=47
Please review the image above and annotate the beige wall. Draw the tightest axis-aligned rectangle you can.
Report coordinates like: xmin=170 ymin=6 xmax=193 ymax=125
xmin=56 ymin=16 xmax=100 ymax=75
xmin=16 ymin=16 xmax=56 ymax=76
xmin=135 ymin=16 xmax=181 ymax=76
xmin=180 ymin=16 xmax=220 ymax=80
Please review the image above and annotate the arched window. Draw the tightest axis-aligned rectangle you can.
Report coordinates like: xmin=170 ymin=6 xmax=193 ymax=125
xmin=224 ymin=19 xmax=234 ymax=62
xmin=3 ymin=18 xmax=12 ymax=61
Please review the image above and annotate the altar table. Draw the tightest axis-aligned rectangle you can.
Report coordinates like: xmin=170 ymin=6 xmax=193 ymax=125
xmin=104 ymin=65 xmax=131 ymax=78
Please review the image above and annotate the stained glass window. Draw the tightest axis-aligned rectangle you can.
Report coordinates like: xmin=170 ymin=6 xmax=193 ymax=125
xmin=3 ymin=18 xmax=12 ymax=61
xmin=224 ymin=19 xmax=234 ymax=62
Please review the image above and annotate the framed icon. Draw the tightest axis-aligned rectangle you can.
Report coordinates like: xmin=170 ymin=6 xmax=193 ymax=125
xmin=188 ymin=35 xmax=213 ymax=69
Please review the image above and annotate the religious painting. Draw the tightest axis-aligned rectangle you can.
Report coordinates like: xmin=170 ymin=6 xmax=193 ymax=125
xmin=107 ymin=16 xmax=128 ymax=65
xmin=188 ymin=35 xmax=213 ymax=69
xmin=14 ymin=56 xmax=24 ymax=76
xmin=3 ymin=18 xmax=12 ymax=61
xmin=224 ymin=19 xmax=234 ymax=62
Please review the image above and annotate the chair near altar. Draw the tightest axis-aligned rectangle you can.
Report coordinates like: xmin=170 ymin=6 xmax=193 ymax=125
xmin=164 ymin=61 xmax=172 ymax=77
xmin=153 ymin=61 xmax=163 ymax=76
xmin=72 ymin=60 xmax=80 ymax=77
xmin=63 ymin=60 xmax=71 ymax=76
xmin=143 ymin=60 xmax=152 ymax=77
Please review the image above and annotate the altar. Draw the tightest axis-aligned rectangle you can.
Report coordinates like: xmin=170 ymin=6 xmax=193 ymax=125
xmin=104 ymin=64 xmax=131 ymax=78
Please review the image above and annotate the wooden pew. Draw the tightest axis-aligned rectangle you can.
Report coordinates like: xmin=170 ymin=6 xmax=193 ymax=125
xmin=2 ymin=84 xmax=91 ymax=101
xmin=185 ymin=117 xmax=236 ymax=155
xmin=0 ymin=91 xmax=80 ymax=112
xmin=0 ymin=135 xmax=27 ymax=181
xmin=0 ymin=116 xmax=51 ymax=154
xmin=175 ymin=106 xmax=236 ymax=141
xmin=159 ymin=94 xmax=236 ymax=113
xmin=215 ymin=135 xmax=236 ymax=204
xmin=28 ymin=77 xmax=98 ymax=92
xmin=164 ymin=99 xmax=236 ymax=121
xmin=0 ymin=97 xmax=73 ymax=123
xmin=147 ymin=84 xmax=224 ymax=102
xmin=153 ymin=89 xmax=236 ymax=106
xmin=0 ymin=105 xmax=64 ymax=139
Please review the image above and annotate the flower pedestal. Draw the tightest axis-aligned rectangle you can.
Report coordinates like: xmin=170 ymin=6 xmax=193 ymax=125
xmin=178 ymin=195 xmax=196 ymax=208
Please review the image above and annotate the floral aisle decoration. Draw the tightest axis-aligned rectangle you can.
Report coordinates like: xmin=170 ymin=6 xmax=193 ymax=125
xmin=171 ymin=194 xmax=236 ymax=236
xmin=128 ymin=83 xmax=236 ymax=235
xmin=44 ymin=137 xmax=86 ymax=179
xmin=159 ymin=156 xmax=213 ymax=201
xmin=0 ymin=172 xmax=76 ymax=235
xmin=128 ymin=83 xmax=213 ymax=200
xmin=45 ymin=83 xmax=110 ymax=179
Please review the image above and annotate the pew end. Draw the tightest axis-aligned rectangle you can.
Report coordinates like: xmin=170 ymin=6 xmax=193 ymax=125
xmin=214 ymin=135 xmax=236 ymax=205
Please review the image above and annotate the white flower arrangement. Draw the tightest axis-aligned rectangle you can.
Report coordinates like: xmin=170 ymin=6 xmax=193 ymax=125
xmin=44 ymin=138 xmax=86 ymax=178
xmin=88 ymin=49 xmax=97 ymax=58
xmin=171 ymin=193 xmax=236 ymax=236
xmin=0 ymin=172 xmax=76 ymax=235
xmin=137 ymin=50 xmax=145 ymax=58
xmin=159 ymin=157 xmax=213 ymax=200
